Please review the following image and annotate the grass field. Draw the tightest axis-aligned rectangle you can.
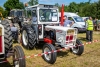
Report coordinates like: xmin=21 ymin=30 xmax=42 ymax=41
xmin=1 ymin=31 xmax=100 ymax=67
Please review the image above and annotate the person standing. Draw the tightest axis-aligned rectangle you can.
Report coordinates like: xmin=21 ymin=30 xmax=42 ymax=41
xmin=86 ymin=17 xmax=93 ymax=42
xmin=63 ymin=15 xmax=74 ymax=27
xmin=93 ymin=18 xmax=98 ymax=31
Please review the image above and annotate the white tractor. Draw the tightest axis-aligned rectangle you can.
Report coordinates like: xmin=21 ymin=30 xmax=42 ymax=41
xmin=22 ymin=4 xmax=84 ymax=64
xmin=0 ymin=19 xmax=26 ymax=67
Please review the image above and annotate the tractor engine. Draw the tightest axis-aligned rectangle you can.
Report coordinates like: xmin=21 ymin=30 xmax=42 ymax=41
xmin=44 ymin=30 xmax=56 ymax=40
xmin=45 ymin=26 xmax=77 ymax=47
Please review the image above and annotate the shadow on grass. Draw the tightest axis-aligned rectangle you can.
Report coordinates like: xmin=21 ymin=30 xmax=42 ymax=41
xmin=0 ymin=62 xmax=13 ymax=67
xmin=54 ymin=47 xmax=100 ymax=65
xmin=34 ymin=42 xmax=44 ymax=49
xmin=78 ymin=37 xmax=87 ymax=42
xmin=57 ymin=51 xmax=69 ymax=57
xmin=69 ymin=47 xmax=100 ymax=60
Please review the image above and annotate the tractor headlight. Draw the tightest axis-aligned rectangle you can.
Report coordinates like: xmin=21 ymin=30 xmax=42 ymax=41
xmin=57 ymin=36 xmax=64 ymax=42
xmin=0 ymin=27 xmax=2 ymax=36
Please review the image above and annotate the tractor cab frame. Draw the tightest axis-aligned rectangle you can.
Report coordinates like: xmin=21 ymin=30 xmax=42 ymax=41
xmin=8 ymin=9 xmax=25 ymax=30
xmin=25 ymin=4 xmax=59 ymax=41
xmin=8 ymin=9 xmax=24 ymax=19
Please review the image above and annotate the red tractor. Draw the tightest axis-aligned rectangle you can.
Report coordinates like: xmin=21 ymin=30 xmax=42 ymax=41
xmin=0 ymin=20 xmax=26 ymax=67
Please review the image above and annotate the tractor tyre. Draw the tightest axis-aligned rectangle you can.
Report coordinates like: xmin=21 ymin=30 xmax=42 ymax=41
xmin=42 ymin=44 xmax=57 ymax=64
xmin=13 ymin=45 xmax=26 ymax=67
xmin=22 ymin=25 xmax=36 ymax=49
xmin=71 ymin=39 xmax=84 ymax=55
xmin=1 ymin=20 xmax=13 ymax=54
xmin=5 ymin=19 xmax=12 ymax=24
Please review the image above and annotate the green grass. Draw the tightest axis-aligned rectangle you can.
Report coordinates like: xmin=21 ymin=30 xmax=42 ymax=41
xmin=1 ymin=31 xmax=100 ymax=67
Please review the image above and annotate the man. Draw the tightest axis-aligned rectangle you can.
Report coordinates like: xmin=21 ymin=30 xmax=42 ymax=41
xmin=32 ymin=11 xmax=37 ymax=22
xmin=86 ymin=17 xmax=93 ymax=42
xmin=93 ymin=18 xmax=98 ymax=31
xmin=63 ymin=15 xmax=74 ymax=27
xmin=10 ymin=22 xmax=19 ymax=43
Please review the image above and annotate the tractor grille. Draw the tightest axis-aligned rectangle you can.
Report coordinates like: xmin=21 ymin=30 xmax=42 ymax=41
xmin=66 ymin=29 xmax=77 ymax=44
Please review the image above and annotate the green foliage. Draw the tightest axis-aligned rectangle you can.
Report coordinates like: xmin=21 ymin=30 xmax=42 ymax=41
xmin=57 ymin=0 xmax=100 ymax=19
xmin=1 ymin=0 xmax=100 ymax=18
xmin=55 ymin=3 xmax=60 ymax=7
xmin=28 ymin=0 xmax=38 ymax=6
xmin=3 ymin=0 xmax=24 ymax=17
xmin=0 ymin=6 xmax=4 ymax=13
xmin=3 ymin=10 xmax=9 ymax=18
xmin=68 ymin=2 xmax=79 ymax=12
xmin=4 ymin=0 xmax=24 ymax=11
xmin=0 ymin=6 xmax=8 ymax=18
xmin=96 ymin=0 xmax=100 ymax=18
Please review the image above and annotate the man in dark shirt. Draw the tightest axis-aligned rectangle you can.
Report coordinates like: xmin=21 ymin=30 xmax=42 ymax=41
xmin=93 ymin=18 xmax=98 ymax=31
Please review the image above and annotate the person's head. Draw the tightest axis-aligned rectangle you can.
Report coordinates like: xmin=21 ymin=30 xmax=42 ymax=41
xmin=95 ymin=18 xmax=98 ymax=20
xmin=89 ymin=17 xmax=92 ymax=20
xmin=63 ymin=15 xmax=67 ymax=20
xmin=10 ymin=22 xmax=14 ymax=27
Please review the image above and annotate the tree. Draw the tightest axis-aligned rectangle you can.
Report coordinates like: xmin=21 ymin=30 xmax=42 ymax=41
xmin=68 ymin=2 xmax=79 ymax=13
xmin=4 ymin=0 xmax=24 ymax=11
xmin=0 ymin=6 xmax=7 ymax=18
xmin=28 ymin=0 xmax=38 ymax=6
xmin=3 ymin=0 xmax=24 ymax=17
xmin=96 ymin=0 xmax=100 ymax=18
xmin=55 ymin=3 xmax=59 ymax=7
xmin=0 ymin=6 xmax=4 ymax=13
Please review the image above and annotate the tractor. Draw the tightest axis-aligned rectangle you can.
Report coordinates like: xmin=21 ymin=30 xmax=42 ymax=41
xmin=0 ymin=19 xmax=26 ymax=67
xmin=7 ymin=9 xmax=24 ymax=42
xmin=21 ymin=4 xmax=84 ymax=64
xmin=8 ymin=9 xmax=24 ymax=30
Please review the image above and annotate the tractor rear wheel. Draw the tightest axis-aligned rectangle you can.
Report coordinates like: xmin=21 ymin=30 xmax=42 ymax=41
xmin=1 ymin=20 xmax=13 ymax=54
xmin=22 ymin=25 xmax=36 ymax=49
xmin=42 ymin=44 xmax=57 ymax=64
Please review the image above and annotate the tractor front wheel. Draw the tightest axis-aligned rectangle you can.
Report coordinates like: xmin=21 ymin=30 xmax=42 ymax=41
xmin=42 ymin=44 xmax=57 ymax=64
xmin=71 ymin=39 xmax=84 ymax=55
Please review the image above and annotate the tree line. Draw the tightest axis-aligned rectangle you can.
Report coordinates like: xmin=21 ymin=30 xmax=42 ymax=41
xmin=0 ymin=0 xmax=100 ymax=19
xmin=56 ymin=0 xmax=100 ymax=19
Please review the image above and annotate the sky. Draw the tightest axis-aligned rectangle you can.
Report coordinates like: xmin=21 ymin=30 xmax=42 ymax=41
xmin=0 ymin=0 xmax=98 ymax=7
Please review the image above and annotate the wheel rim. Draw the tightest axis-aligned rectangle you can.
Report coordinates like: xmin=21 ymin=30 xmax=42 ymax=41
xmin=22 ymin=30 xmax=28 ymax=46
xmin=72 ymin=44 xmax=79 ymax=53
xmin=44 ymin=47 xmax=51 ymax=61
xmin=14 ymin=51 xmax=19 ymax=67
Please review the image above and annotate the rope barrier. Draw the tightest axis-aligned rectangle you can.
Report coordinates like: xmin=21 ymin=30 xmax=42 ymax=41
xmin=0 ymin=39 xmax=99 ymax=63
